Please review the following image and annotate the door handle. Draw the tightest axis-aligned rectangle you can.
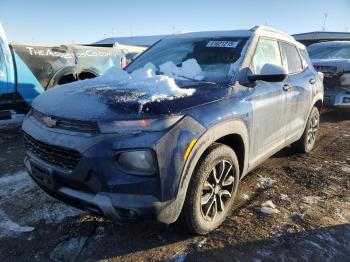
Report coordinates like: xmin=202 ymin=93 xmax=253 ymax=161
xmin=283 ymin=84 xmax=291 ymax=91
xmin=309 ymin=78 xmax=316 ymax=84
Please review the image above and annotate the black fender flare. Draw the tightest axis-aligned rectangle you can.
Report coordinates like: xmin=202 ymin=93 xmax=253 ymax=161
xmin=300 ymin=94 xmax=324 ymax=133
xmin=157 ymin=118 xmax=250 ymax=224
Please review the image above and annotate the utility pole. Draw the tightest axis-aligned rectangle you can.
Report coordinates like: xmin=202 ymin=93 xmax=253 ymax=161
xmin=322 ymin=13 xmax=327 ymax=31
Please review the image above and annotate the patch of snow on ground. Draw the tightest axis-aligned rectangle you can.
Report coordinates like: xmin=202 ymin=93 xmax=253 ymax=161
xmin=261 ymin=207 xmax=280 ymax=215
xmin=28 ymin=201 xmax=83 ymax=224
xmin=0 ymin=171 xmax=35 ymax=198
xmin=242 ymin=193 xmax=251 ymax=200
xmin=0 ymin=170 xmax=82 ymax=230
xmin=302 ymin=196 xmax=322 ymax=205
xmin=280 ymin=194 xmax=289 ymax=201
xmin=257 ymin=175 xmax=276 ymax=189
xmin=0 ymin=209 xmax=34 ymax=237
xmin=0 ymin=113 xmax=25 ymax=127
xmin=300 ymin=196 xmax=322 ymax=210
xmin=261 ymin=200 xmax=280 ymax=215
xmin=196 ymin=238 xmax=207 ymax=248
xmin=334 ymin=208 xmax=349 ymax=223
xmin=50 ymin=237 xmax=87 ymax=261
xmin=341 ymin=166 xmax=350 ymax=173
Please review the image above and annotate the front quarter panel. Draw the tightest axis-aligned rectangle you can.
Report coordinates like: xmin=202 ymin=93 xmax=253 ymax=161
xmin=157 ymin=115 xmax=250 ymax=224
xmin=155 ymin=116 xmax=206 ymax=201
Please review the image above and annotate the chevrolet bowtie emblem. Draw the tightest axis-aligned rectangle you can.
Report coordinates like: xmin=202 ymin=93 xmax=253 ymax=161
xmin=42 ymin=116 xmax=57 ymax=128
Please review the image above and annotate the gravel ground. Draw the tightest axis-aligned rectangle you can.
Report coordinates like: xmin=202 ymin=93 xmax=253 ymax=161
xmin=0 ymin=110 xmax=349 ymax=262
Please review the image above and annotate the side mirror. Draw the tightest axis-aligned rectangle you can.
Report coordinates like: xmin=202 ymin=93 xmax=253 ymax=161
xmin=248 ymin=63 xmax=287 ymax=83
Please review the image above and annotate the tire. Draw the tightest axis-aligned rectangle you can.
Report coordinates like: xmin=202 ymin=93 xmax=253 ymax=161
xmin=182 ymin=143 xmax=240 ymax=235
xmin=292 ymin=106 xmax=320 ymax=153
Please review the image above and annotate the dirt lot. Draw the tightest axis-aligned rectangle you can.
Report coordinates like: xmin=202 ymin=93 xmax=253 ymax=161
xmin=0 ymin=110 xmax=349 ymax=262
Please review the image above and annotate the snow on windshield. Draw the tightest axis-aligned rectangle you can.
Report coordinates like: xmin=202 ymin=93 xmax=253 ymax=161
xmin=159 ymin=59 xmax=204 ymax=80
xmin=99 ymin=59 xmax=201 ymax=104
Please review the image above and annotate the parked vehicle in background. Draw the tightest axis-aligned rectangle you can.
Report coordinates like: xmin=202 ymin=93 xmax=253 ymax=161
xmin=22 ymin=26 xmax=323 ymax=234
xmin=293 ymin=31 xmax=350 ymax=46
xmin=308 ymin=41 xmax=350 ymax=109
xmin=0 ymin=23 xmax=145 ymax=119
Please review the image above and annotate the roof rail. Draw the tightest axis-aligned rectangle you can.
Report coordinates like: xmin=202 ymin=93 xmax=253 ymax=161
xmin=250 ymin=25 xmax=294 ymax=41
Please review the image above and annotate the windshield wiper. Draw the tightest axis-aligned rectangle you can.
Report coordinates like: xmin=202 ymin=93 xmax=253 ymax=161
xmin=155 ymin=71 xmax=217 ymax=85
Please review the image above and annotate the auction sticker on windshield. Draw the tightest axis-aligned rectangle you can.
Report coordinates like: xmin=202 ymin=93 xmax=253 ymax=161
xmin=206 ymin=40 xmax=240 ymax=48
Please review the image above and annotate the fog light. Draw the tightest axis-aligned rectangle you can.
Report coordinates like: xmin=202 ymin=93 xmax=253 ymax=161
xmin=116 ymin=150 xmax=157 ymax=175
xmin=343 ymin=97 xmax=350 ymax=104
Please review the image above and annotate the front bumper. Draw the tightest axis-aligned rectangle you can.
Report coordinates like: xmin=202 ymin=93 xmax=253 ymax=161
xmin=22 ymin=112 xmax=205 ymax=223
xmin=24 ymin=152 xmax=169 ymax=220
xmin=324 ymin=89 xmax=350 ymax=108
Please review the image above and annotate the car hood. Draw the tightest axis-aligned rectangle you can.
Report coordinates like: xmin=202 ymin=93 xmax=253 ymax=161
xmin=32 ymin=77 xmax=229 ymax=121
xmin=311 ymin=59 xmax=350 ymax=73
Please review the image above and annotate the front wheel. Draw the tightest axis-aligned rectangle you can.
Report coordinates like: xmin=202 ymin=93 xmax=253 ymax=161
xmin=182 ymin=143 xmax=240 ymax=235
xmin=292 ymin=106 xmax=320 ymax=153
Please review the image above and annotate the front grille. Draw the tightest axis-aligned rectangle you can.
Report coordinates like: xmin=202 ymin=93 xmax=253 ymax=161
xmin=31 ymin=109 xmax=100 ymax=134
xmin=23 ymin=132 xmax=82 ymax=171
xmin=323 ymin=74 xmax=341 ymax=90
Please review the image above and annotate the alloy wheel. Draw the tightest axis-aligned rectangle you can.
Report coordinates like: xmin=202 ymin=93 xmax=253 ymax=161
xmin=307 ymin=113 xmax=319 ymax=146
xmin=200 ymin=160 xmax=235 ymax=221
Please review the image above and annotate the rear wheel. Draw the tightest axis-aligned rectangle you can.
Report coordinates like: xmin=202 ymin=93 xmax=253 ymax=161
xmin=182 ymin=144 xmax=240 ymax=235
xmin=292 ymin=106 xmax=320 ymax=153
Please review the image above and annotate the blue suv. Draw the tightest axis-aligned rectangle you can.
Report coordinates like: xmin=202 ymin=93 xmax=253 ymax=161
xmin=22 ymin=26 xmax=323 ymax=234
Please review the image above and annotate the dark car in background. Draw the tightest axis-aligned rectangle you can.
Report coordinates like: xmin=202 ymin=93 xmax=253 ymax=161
xmin=308 ymin=41 xmax=350 ymax=109
xmin=22 ymin=26 xmax=323 ymax=234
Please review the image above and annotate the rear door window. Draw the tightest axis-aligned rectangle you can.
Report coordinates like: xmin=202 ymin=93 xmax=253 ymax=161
xmin=280 ymin=42 xmax=303 ymax=74
xmin=251 ymin=38 xmax=282 ymax=75
xmin=299 ymin=48 xmax=311 ymax=69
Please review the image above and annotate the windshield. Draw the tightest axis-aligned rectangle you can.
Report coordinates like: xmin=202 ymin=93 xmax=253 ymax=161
xmin=308 ymin=42 xmax=350 ymax=59
xmin=126 ymin=36 xmax=248 ymax=83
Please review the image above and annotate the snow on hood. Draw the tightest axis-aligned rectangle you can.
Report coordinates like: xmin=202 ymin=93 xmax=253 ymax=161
xmin=32 ymin=59 xmax=210 ymax=120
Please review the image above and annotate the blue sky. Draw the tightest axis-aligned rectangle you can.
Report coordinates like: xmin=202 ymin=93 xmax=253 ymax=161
xmin=1 ymin=0 xmax=349 ymax=44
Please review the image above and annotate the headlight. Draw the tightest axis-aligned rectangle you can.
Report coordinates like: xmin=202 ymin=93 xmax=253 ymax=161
xmin=98 ymin=115 xmax=183 ymax=134
xmin=343 ymin=97 xmax=350 ymax=104
xmin=116 ymin=150 xmax=157 ymax=175
xmin=340 ymin=73 xmax=350 ymax=86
